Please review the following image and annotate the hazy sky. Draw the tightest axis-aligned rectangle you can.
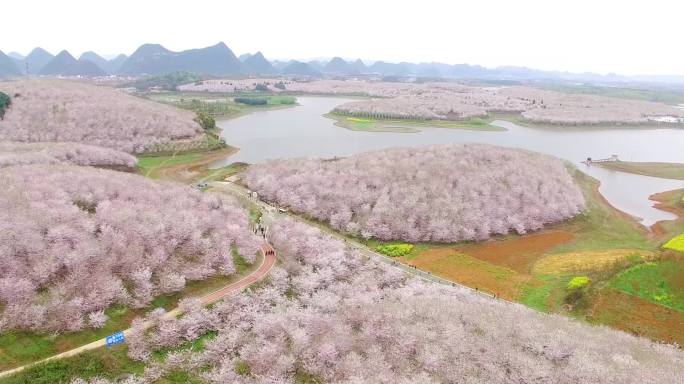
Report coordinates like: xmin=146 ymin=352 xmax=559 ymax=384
xmin=4 ymin=0 xmax=683 ymax=76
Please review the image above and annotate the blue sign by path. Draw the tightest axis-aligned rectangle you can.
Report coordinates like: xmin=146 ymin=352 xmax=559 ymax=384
xmin=105 ymin=331 xmax=125 ymax=348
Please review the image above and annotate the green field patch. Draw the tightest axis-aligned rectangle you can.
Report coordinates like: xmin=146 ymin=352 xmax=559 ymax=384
xmin=137 ymin=153 xmax=203 ymax=177
xmin=610 ymin=260 xmax=684 ymax=312
xmin=324 ymin=113 xmax=505 ymax=133
xmin=200 ymin=162 xmax=248 ymax=184
xmin=267 ymin=95 xmax=297 ymax=105
xmin=520 ymin=275 xmax=570 ymax=313
xmin=0 ymin=346 xmax=144 ymax=384
xmin=596 ymin=161 xmax=684 ymax=181
xmin=235 ymin=96 xmax=297 ymax=106
xmin=147 ymin=92 xmax=298 ymax=120
xmin=549 ymin=170 xmax=653 ymax=253
xmin=0 ymin=303 xmax=139 ymax=371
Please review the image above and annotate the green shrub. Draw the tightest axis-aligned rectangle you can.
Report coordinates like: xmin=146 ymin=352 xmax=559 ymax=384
xmin=161 ymin=371 xmax=204 ymax=384
xmin=194 ymin=111 xmax=216 ymax=131
xmin=269 ymin=96 xmax=296 ymax=105
xmin=0 ymin=91 xmax=11 ymax=120
xmin=235 ymin=360 xmax=251 ymax=376
xmin=566 ymin=276 xmax=590 ymax=290
xmin=469 ymin=117 xmax=487 ymax=126
xmin=234 ymin=97 xmax=268 ymax=105
xmin=376 ymin=243 xmax=414 ymax=257
xmin=274 ymin=81 xmax=286 ymax=90
xmin=663 ymin=233 xmax=684 ymax=252
xmin=653 ymin=284 xmax=673 ymax=306
xmin=294 ymin=368 xmax=324 ymax=384
xmin=564 ymin=276 xmax=590 ymax=310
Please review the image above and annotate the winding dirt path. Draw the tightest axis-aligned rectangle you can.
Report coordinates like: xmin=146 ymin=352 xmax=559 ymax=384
xmin=0 ymin=243 xmax=277 ymax=379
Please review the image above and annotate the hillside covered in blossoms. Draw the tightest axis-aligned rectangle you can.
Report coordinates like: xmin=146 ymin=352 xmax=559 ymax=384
xmin=0 ymin=141 xmax=137 ymax=168
xmin=76 ymin=219 xmax=684 ymax=384
xmin=244 ymin=144 xmax=586 ymax=242
xmin=0 ymin=165 xmax=261 ymax=332
xmin=0 ymin=80 xmax=203 ymax=153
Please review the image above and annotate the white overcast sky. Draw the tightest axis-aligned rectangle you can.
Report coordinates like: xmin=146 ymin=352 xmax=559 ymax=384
xmin=3 ymin=0 xmax=683 ymax=76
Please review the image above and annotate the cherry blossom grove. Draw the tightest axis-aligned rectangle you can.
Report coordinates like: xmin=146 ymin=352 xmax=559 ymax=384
xmin=0 ymin=165 xmax=261 ymax=332
xmin=86 ymin=219 xmax=683 ymax=383
xmin=0 ymin=80 xmax=203 ymax=153
xmin=177 ymin=78 xmax=290 ymax=93
xmin=333 ymin=86 xmax=684 ymax=124
xmin=176 ymin=78 xmax=684 ymax=124
xmin=244 ymin=144 xmax=586 ymax=242
xmin=0 ymin=141 xmax=137 ymax=168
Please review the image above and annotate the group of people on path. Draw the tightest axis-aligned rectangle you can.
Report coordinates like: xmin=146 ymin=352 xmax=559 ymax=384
xmin=254 ymin=222 xmax=266 ymax=239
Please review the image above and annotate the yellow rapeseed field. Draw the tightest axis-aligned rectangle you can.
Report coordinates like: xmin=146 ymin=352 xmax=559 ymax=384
xmin=532 ymin=249 xmax=656 ymax=275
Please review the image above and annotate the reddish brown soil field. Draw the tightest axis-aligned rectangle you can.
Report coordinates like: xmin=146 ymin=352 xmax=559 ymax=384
xmin=650 ymin=189 xmax=684 ymax=237
xmin=453 ymin=230 xmax=575 ymax=273
xmin=590 ymin=289 xmax=684 ymax=346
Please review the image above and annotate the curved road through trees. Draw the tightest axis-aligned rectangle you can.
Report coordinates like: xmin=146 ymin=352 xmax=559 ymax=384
xmin=1 ymin=175 xmax=514 ymax=380
xmin=211 ymin=181 xmax=511 ymax=303
xmin=0 ymin=243 xmax=277 ymax=379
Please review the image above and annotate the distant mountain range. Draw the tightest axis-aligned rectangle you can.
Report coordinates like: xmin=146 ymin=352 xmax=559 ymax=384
xmin=78 ymin=51 xmax=109 ymax=71
xmin=118 ymin=42 xmax=245 ymax=76
xmin=243 ymin=52 xmax=277 ymax=74
xmin=40 ymin=50 xmax=106 ymax=76
xmin=323 ymin=57 xmax=369 ymax=75
xmin=7 ymin=52 xmax=24 ymax=60
xmin=369 ymin=61 xmax=412 ymax=77
xmin=12 ymin=47 xmax=55 ymax=74
xmin=281 ymin=61 xmax=321 ymax=77
xmin=0 ymin=51 xmax=22 ymax=78
xmin=3 ymin=42 xmax=684 ymax=85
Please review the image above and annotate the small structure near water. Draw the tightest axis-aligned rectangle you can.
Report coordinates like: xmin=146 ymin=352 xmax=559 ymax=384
xmin=583 ymin=154 xmax=619 ymax=165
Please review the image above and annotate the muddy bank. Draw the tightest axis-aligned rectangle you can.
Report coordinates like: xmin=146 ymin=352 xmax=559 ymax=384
xmin=650 ymin=188 xmax=684 ymax=236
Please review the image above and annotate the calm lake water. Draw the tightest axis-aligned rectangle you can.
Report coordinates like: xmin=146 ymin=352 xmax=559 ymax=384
xmin=216 ymin=96 xmax=684 ymax=226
